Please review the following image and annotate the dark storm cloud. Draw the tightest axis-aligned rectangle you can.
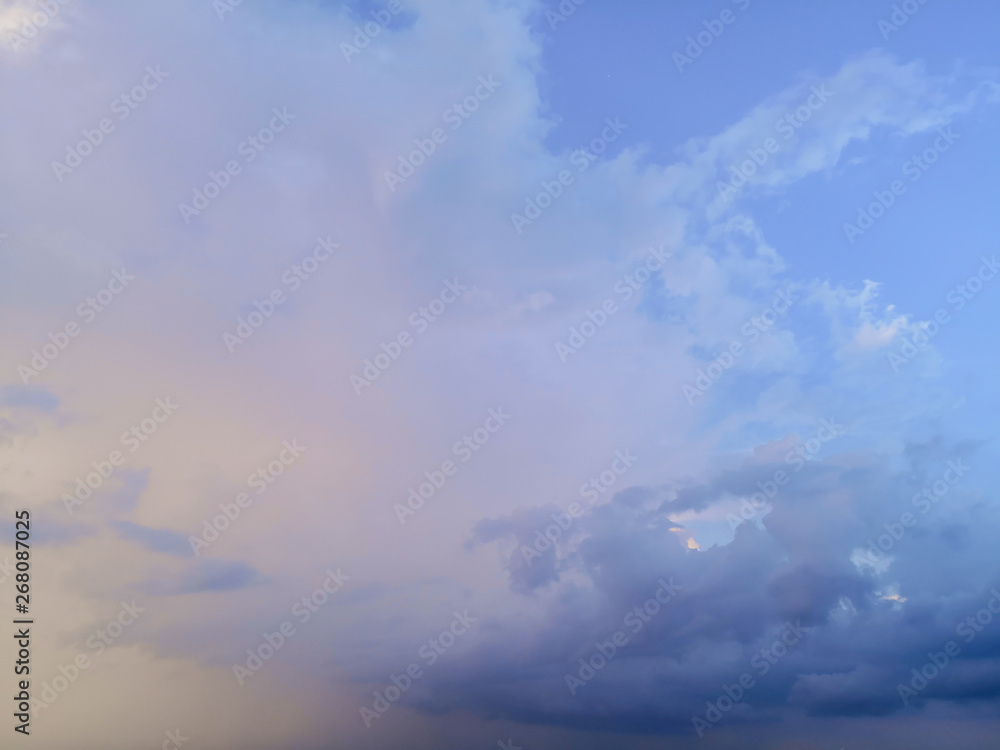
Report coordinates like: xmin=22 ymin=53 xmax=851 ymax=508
xmin=399 ymin=440 xmax=1000 ymax=734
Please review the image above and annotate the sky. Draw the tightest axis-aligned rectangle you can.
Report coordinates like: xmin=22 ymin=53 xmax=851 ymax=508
xmin=1 ymin=1 xmax=1000 ymax=748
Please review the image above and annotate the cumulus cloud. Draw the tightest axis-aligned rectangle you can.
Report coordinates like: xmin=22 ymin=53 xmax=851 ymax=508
xmin=1 ymin=1 xmax=998 ymax=748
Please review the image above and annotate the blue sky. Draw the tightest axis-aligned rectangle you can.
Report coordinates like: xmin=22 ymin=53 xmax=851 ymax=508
xmin=2 ymin=1 xmax=1000 ymax=748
